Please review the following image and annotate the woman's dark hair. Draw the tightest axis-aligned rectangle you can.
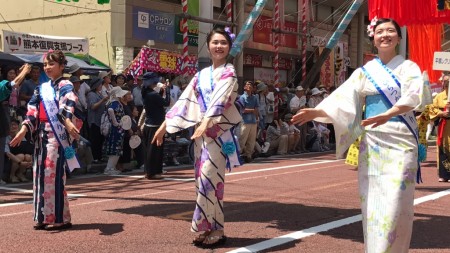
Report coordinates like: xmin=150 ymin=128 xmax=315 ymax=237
xmin=206 ymin=27 xmax=232 ymax=49
xmin=370 ymin=18 xmax=402 ymax=41
xmin=2 ymin=66 xmax=17 ymax=80
xmin=115 ymin=73 xmax=126 ymax=83
xmin=44 ymin=50 xmax=68 ymax=66
xmin=10 ymin=119 xmax=20 ymax=125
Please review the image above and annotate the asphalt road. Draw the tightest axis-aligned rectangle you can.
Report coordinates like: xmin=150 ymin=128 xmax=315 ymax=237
xmin=0 ymin=146 xmax=449 ymax=253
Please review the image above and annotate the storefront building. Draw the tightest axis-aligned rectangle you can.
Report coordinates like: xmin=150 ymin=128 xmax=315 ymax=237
xmin=0 ymin=0 xmax=367 ymax=86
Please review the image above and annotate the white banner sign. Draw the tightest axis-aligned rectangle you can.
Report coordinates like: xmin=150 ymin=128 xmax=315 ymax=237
xmin=254 ymin=67 xmax=287 ymax=85
xmin=433 ymin=51 xmax=450 ymax=71
xmin=2 ymin=30 xmax=89 ymax=54
xmin=311 ymin=36 xmax=327 ymax=47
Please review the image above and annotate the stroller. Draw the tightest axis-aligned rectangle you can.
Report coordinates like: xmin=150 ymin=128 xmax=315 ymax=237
xmin=306 ymin=121 xmax=330 ymax=152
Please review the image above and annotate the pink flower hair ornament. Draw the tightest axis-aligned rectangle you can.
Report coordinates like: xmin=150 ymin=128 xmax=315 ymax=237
xmin=367 ymin=16 xmax=378 ymax=37
xmin=224 ymin=26 xmax=236 ymax=41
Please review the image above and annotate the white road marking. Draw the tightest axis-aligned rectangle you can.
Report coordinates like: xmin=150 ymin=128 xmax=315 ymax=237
xmin=0 ymin=186 xmax=85 ymax=208
xmin=226 ymin=189 xmax=450 ymax=253
xmin=110 ymin=175 xmax=195 ymax=182
xmin=227 ymin=160 xmax=339 ymax=176
xmin=0 ymin=159 xmax=343 ymax=215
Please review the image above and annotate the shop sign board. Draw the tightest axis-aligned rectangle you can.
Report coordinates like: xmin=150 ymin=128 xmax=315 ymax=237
xmin=244 ymin=54 xmax=292 ymax=70
xmin=2 ymin=30 xmax=88 ymax=54
xmin=133 ymin=7 xmax=175 ymax=43
xmin=253 ymin=15 xmax=298 ymax=48
xmin=254 ymin=67 xmax=287 ymax=85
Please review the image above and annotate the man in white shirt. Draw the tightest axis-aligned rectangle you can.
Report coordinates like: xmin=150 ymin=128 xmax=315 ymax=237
xmin=289 ymin=86 xmax=309 ymax=153
xmin=289 ymin=86 xmax=306 ymax=114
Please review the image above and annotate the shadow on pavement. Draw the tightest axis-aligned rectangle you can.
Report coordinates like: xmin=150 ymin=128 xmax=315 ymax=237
xmin=69 ymin=223 xmax=125 ymax=236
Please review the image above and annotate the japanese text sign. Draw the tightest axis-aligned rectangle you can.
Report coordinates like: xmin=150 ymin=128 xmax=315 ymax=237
xmin=2 ymin=30 xmax=88 ymax=54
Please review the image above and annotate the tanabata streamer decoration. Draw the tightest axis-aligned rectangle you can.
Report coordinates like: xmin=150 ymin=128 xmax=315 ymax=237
xmin=368 ymin=0 xmax=450 ymax=26
xmin=126 ymin=47 xmax=198 ymax=79
xmin=229 ymin=0 xmax=268 ymax=58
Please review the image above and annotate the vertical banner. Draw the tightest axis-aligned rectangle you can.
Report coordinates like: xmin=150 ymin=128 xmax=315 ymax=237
xmin=319 ymin=47 xmax=334 ymax=87
xmin=334 ymin=42 xmax=345 ymax=86
xmin=175 ymin=0 xmax=199 ymax=46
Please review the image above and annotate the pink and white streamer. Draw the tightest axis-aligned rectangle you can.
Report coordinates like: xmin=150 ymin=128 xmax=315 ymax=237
xmin=273 ymin=0 xmax=280 ymax=87
xmin=182 ymin=0 xmax=189 ymax=76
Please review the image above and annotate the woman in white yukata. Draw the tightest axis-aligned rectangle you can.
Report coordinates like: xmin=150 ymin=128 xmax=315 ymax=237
xmin=152 ymin=28 xmax=241 ymax=248
xmin=293 ymin=18 xmax=423 ymax=253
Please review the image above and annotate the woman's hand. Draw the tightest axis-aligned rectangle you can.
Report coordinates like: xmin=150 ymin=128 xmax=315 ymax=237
xmin=191 ymin=118 xmax=211 ymax=140
xmin=151 ymin=121 xmax=167 ymax=146
xmin=291 ymin=108 xmax=324 ymax=125
xmin=64 ymin=119 xmax=80 ymax=140
xmin=19 ymin=64 xmax=32 ymax=74
xmin=361 ymin=113 xmax=390 ymax=128
xmin=10 ymin=126 xmax=27 ymax=147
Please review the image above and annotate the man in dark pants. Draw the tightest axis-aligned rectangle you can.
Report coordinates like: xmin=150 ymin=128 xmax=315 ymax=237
xmin=141 ymin=72 xmax=170 ymax=179
xmin=0 ymin=64 xmax=31 ymax=184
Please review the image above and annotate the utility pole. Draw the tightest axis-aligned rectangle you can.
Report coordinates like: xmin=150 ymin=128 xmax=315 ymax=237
xmin=302 ymin=0 xmax=364 ymax=89
xmin=198 ymin=0 xmax=213 ymax=70
xmin=235 ymin=0 xmax=245 ymax=87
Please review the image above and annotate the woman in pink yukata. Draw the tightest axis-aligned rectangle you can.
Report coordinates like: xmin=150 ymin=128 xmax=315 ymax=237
xmin=11 ymin=50 xmax=81 ymax=231
xmin=152 ymin=28 xmax=242 ymax=248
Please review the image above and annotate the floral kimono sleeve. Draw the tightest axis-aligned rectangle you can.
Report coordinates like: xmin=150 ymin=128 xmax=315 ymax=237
xmin=165 ymin=72 xmax=202 ymax=133
xmin=23 ymin=88 xmax=40 ymax=135
xmin=165 ymin=64 xmax=242 ymax=143
xmin=57 ymin=80 xmax=82 ymax=130
xmin=315 ymin=69 xmax=365 ymax=158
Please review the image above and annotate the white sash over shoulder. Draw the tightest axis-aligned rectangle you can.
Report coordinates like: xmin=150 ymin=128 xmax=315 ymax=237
xmin=362 ymin=58 xmax=423 ymax=183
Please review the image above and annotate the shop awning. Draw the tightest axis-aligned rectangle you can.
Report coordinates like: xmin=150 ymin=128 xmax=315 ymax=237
xmin=12 ymin=53 xmax=110 ymax=74
xmin=0 ymin=51 xmax=25 ymax=65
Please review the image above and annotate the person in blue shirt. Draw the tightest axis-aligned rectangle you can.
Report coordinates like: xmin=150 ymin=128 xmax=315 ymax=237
xmin=0 ymin=63 xmax=31 ymax=184
xmin=238 ymin=81 xmax=259 ymax=163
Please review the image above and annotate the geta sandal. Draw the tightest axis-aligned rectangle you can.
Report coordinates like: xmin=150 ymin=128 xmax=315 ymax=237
xmin=201 ymin=235 xmax=227 ymax=248
xmin=45 ymin=222 xmax=72 ymax=231
xmin=33 ymin=223 xmax=47 ymax=230
xmin=192 ymin=231 xmax=210 ymax=246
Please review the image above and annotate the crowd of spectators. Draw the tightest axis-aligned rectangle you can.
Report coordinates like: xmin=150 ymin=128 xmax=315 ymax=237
xmin=0 ymin=60 xmax=336 ymax=184
xmin=236 ymin=80 xmax=335 ymax=163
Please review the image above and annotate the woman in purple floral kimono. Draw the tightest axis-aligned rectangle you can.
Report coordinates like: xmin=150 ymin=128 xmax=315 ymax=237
xmin=11 ymin=50 xmax=81 ymax=231
xmin=152 ymin=28 xmax=241 ymax=248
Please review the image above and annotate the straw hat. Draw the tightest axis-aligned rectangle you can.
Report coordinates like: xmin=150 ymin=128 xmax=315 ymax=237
xmin=256 ymin=83 xmax=267 ymax=92
xmin=109 ymin=86 xmax=129 ymax=98
xmin=98 ymin=71 xmax=111 ymax=79
xmin=295 ymin=86 xmax=304 ymax=92
xmin=68 ymin=63 xmax=81 ymax=74
xmin=311 ymin=88 xmax=324 ymax=96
